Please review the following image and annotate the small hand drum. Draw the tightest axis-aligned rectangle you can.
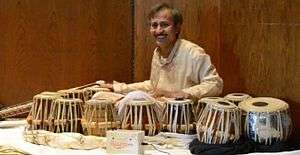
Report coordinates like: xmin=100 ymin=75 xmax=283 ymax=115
xmin=195 ymin=97 xmax=224 ymax=121
xmin=161 ymin=98 xmax=196 ymax=134
xmin=224 ymin=93 xmax=251 ymax=106
xmin=27 ymin=94 xmax=61 ymax=130
xmin=121 ymin=99 xmax=159 ymax=136
xmin=48 ymin=98 xmax=83 ymax=133
xmin=197 ymin=100 xmax=241 ymax=144
xmin=239 ymin=97 xmax=292 ymax=145
xmin=81 ymin=99 xmax=120 ymax=136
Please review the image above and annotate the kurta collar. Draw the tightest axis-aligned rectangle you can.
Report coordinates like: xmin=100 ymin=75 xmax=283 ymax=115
xmin=154 ymin=39 xmax=181 ymax=66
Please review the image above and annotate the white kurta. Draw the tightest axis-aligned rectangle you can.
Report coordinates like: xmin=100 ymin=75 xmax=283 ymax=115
xmin=113 ymin=39 xmax=223 ymax=98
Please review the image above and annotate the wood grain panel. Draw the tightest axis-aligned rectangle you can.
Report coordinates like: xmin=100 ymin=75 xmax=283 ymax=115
xmin=220 ymin=0 xmax=300 ymax=135
xmin=134 ymin=0 xmax=221 ymax=81
xmin=0 ymin=0 xmax=133 ymax=106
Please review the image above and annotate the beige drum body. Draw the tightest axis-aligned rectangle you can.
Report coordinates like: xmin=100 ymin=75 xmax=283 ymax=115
xmin=48 ymin=98 xmax=83 ymax=133
xmin=195 ymin=97 xmax=224 ymax=121
xmin=82 ymin=99 xmax=119 ymax=136
xmin=28 ymin=94 xmax=61 ymax=130
xmin=161 ymin=98 xmax=195 ymax=134
xmin=239 ymin=97 xmax=292 ymax=145
xmin=197 ymin=100 xmax=241 ymax=144
xmin=121 ymin=100 xmax=159 ymax=136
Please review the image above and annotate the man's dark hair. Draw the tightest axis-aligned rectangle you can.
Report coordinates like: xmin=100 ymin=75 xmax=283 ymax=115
xmin=148 ymin=3 xmax=183 ymax=26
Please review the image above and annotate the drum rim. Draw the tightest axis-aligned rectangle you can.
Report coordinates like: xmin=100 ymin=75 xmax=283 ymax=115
xmin=165 ymin=98 xmax=192 ymax=104
xmin=224 ymin=93 xmax=251 ymax=102
xmin=55 ymin=98 xmax=83 ymax=103
xmin=85 ymin=99 xmax=113 ymax=105
xmin=126 ymin=99 xmax=154 ymax=105
xmin=209 ymin=100 xmax=238 ymax=109
xmin=33 ymin=94 xmax=61 ymax=99
xmin=239 ymin=97 xmax=289 ymax=112
xmin=199 ymin=97 xmax=225 ymax=103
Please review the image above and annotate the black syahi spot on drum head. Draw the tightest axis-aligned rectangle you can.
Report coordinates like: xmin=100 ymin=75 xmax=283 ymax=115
xmin=252 ymin=102 xmax=268 ymax=107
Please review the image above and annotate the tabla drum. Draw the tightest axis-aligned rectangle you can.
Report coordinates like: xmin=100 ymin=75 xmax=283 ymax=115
xmin=224 ymin=93 xmax=251 ymax=106
xmin=239 ymin=97 xmax=292 ymax=145
xmin=81 ymin=99 xmax=120 ymax=136
xmin=121 ymin=99 xmax=159 ymax=136
xmin=197 ymin=100 xmax=241 ymax=144
xmin=48 ymin=98 xmax=83 ymax=133
xmin=27 ymin=94 xmax=61 ymax=130
xmin=161 ymin=98 xmax=196 ymax=134
xmin=58 ymin=89 xmax=86 ymax=102
xmin=195 ymin=97 xmax=224 ymax=121
xmin=83 ymin=86 xmax=111 ymax=101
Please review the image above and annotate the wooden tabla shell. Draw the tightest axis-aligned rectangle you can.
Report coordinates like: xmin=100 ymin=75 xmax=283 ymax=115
xmin=239 ymin=97 xmax=292 ymax=145
xmin=197 ymin=100 xmax=241 ymax=144
xmin=224 ymin=93 xmax=251 ymax=105
xmin=48 ymin=98 xmax=83 ymax=133
xmin=121 ymin=100 xmax=159 ymax=136
xmin=28 ymin=94 xmax=61 ymax=130
xmin=161 ymin=98 xmax=196 ymax=134
xmin=82 ymin=99 xmax=120 ymax=137
xmin=195 ymin=97 xmax=225 ymax=121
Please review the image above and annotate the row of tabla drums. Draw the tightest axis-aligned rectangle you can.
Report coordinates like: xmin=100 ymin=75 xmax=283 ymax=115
xmin=196 ymin=93 xmax=292 ymax=145
xmin=26 ymin=86 xmax=110 ymax=133
xmin=27 ymin=90 xmax=292 ymax=145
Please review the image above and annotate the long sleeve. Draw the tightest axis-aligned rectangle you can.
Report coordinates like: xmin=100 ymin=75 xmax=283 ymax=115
xmin=112 ymin=80 xmax=153 ymax=94
xmin=182 ymin=53 xmax=223 ymax=98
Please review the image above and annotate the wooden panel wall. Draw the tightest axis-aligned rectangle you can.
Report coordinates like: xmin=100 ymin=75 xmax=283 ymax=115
xmin=220 ymin=0 xmax=300 ymax=135
xmin=0 ymin=0 xmax=133 ymax=106
xmin=134 ymin=0 xmax=221 ymax=81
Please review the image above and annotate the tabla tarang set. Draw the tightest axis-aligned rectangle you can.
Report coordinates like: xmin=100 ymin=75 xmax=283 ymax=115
xmin=121 ymin=99 xmax=159 ymax=136
xmin=27 ymin=94 xmax=61 ymax=130
xmin=195 ymin=97 xmax=224 ymax=121
xmin=161 ymin=98 xmax=196 ymax=134
xmin=81 ymin=99 xmax=119 ymax=136
xmin=239 ymin=97 xmax=292 ymax=145
xmin=48 ymin=98 xmax=83 ymax=133
xmin=197 ymin=100 xmax=241 ymax=144
xmin=225 ymin=93 xmax=251 ymax=106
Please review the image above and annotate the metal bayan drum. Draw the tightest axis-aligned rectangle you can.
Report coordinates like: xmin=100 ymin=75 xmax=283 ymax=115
xmin=197 ymin=100 xmax=241 ymax=144
xmin=195 ymin=97 xmax=224 ymax=121
xmin=81 ymin=99 xmax=119 ymax=136
xmin=121 ymin=99 xmax=159 ymax=136
xmin=224 ymin=93 xmax=251 ymax=106
xmin=239 ymin=97 xmax=292 ymax=145
xmin=161 ymin=98 xmax=196 ymax=134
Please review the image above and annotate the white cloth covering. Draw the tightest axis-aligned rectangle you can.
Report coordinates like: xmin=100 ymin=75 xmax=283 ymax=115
xmin=0 ymin=124 xmax=299 ymax=155
xmin=113 ymin=39 xmax=223 ymax=99
xmin=116 ymin=90 xmax=163 ymax=116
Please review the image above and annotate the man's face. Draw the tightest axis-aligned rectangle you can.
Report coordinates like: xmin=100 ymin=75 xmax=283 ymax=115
xmin=150 ymin=9 xmax=180 ymax=49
